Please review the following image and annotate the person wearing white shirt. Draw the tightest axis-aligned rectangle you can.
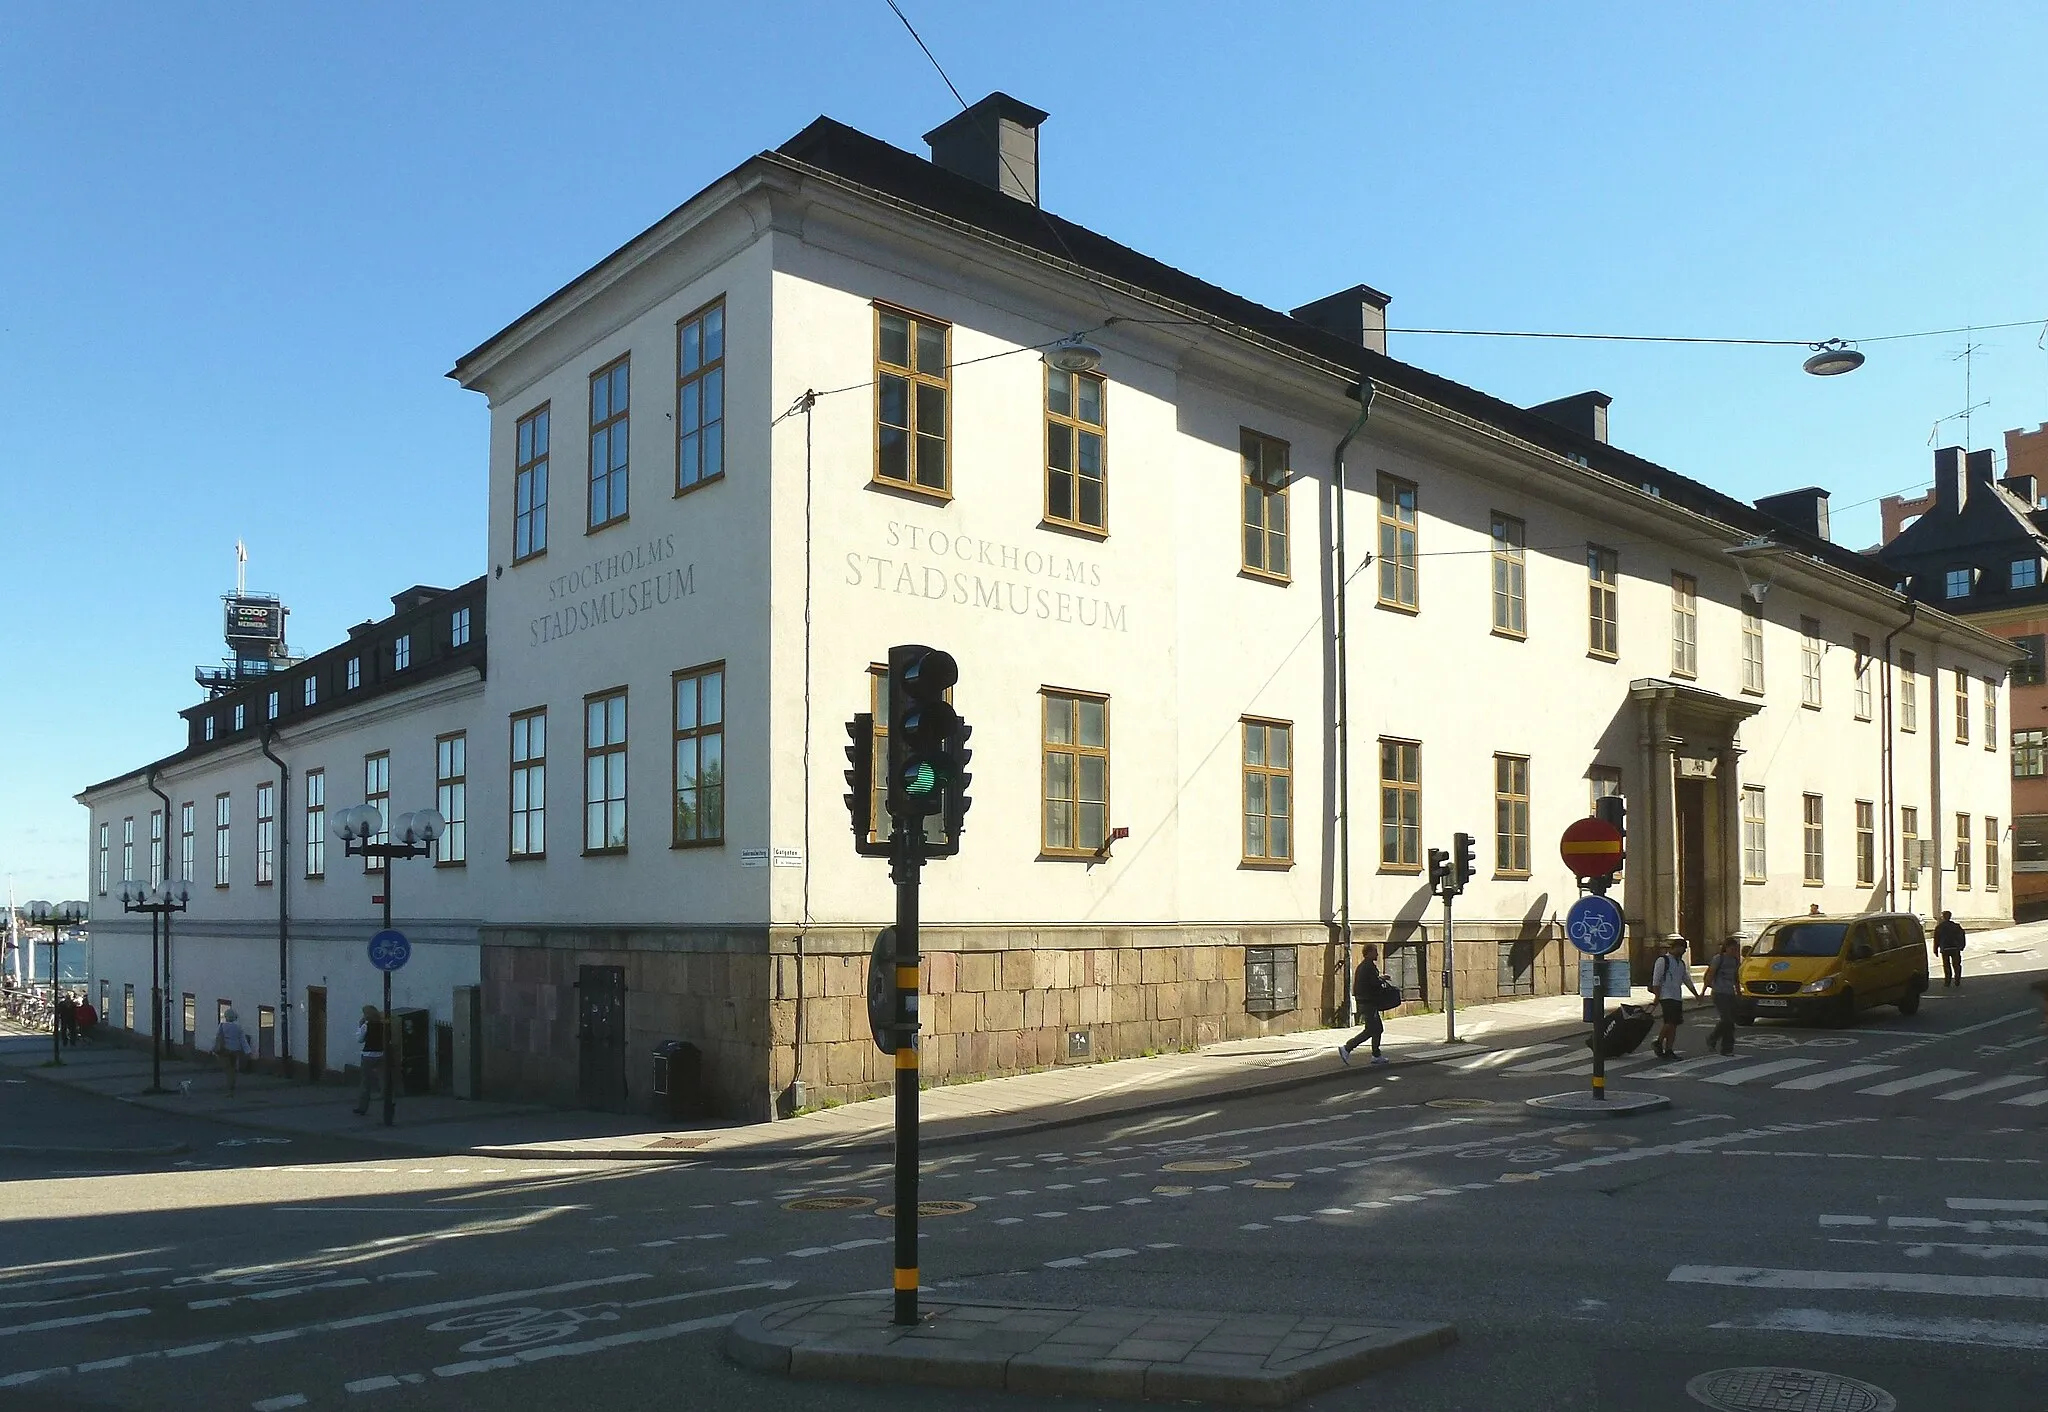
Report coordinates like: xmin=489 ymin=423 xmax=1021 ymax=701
xmin=1649 ymin=938 xmax=1703 ymax=1060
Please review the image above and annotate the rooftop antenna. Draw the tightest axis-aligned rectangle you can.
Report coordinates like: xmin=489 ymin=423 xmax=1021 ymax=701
xmin=235 ymin=538 xmax=248 ymax=596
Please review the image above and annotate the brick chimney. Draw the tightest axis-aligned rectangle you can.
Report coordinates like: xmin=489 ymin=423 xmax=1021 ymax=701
xmin=924 ymin=93 xmax=1048 ymax=206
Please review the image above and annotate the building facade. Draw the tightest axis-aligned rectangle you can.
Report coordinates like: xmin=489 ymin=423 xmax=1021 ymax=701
xmin=80 ymin=95 xmax=2016 ymax=1121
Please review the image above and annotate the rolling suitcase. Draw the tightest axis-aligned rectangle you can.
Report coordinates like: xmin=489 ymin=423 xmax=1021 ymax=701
xmin=1589 ymin=1003 xmax=1655 ymax=1056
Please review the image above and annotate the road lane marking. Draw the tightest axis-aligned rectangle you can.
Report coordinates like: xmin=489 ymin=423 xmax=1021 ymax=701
xmin=1442 ymin=1043 xmax=1571 ymax=1071
xmin=251 ymin=1397 xmax=307 ymax=1410
xmin=1817 ymin=1215 xmax=1876 ymax=1226
xmin=1710 ymin=1307 xmax=2048 ymax=1349
xmin=1670 ymin=1264 xmax=2048 ymax=1298
xmin=0 ymin=1267 xmax=172 ymax=1291
xmin=1937 ymin=1076 xmax=2039 ymax=1102
xmin=2002 ymin=1088 xmax=2048 ymax=1107
xmin=1944 ymin=1009 xmax=2041 ymax=1038
xmin=0 ymin=1307 xmax=151 ymax=1337
xmin=1701 ymin=1059 xmax=1825 ymax=1086
xmin=1774 ymin=1063 xmax=1897 ymax=1090
xmin=1891 ymin=1216 xmax=2048 ymax=1236
xmin=1857 ymin=1068 xmax=1975 ymax=1096
xmin=429 ymin=1309 xmax=742 ymax=1379
xmin=344 ymin=1375 xmax=399 ymax=1393
xmin=1951 ymin=1198 xmax=2048 ymax=1212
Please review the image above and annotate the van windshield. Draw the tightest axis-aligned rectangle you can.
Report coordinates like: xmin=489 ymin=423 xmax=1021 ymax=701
xmin=1755 ymin=922 xmax=1848 ymax=958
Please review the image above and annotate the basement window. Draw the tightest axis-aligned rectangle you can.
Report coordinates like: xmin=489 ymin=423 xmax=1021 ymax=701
xmin=1244 ymin=946 xmax=1298 ymax=1016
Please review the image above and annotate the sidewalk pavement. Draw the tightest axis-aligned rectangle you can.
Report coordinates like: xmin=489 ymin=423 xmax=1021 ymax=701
xmin=7 ymin=917 xmax=2041 ymax=1163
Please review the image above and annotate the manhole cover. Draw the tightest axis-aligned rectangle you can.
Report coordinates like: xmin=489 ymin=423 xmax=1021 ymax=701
xmin=1686 ymin=1367 xmax=1896 ymax=1412
xmin=647 ymin=1136 xmax=710 ymax=1150
xmin=781 ymin=1195 xmax=875 ymax=1212
xmin=874 ymin=1200 xmax=977 ymax=1217
xmin=1427 ymin=1097 xmax=1493 ymax=1109
xmin=1556 ymin=1132 xmax=1640 ymax=1149
xmin=1161 ymin=1158 xmax=1250 ymax=1173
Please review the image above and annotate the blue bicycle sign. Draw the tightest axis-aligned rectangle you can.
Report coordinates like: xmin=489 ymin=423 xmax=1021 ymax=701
xmin=368 ymin=929 xmax=412 ymax=972
xmin=1564 ymin=895 xmax=1623 ymax=956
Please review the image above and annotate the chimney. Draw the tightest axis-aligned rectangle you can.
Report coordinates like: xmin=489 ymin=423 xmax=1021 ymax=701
xmin=1933 ymin=446 xmax=1967 ymax=514
xmin=1526 ymin=391 xmax=1612 ymax=445
xmin=1290 ymin=284 xmax=1393 ymax=356
xmin=2001 ymin=473 xmax=2039 ymax=509
xmin=1966 ymin=447 xmax=1997 ymax=488
xmin=924 ymin=93 xmax=1049 ymax=205
xmin=1755 ymin=487 xmax=1832 ymax=542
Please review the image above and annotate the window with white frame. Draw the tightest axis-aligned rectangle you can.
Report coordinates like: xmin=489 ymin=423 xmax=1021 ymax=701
xmin=305 ymin=769 xmax=325 ymax=877
xmin=1742 ymin=785 xmax=1766 ymax=883
xmin=121 ymin=817 xmax=134 ymax=883
xmin=347 ymin=658 xmax=361 ymax=690
xmin=1490 ymin=514 xmax=1526 ymax=637
xmin=2013 ymin=558 xmax=2038 ymax=589
xmin=1855 ymin=800 xmax=1875 ymax=887
xmin=1670 ymin=573 xmax=1698 ymax=677
xmin=1802 ymin=793 xmax=1824 ymax=884
xmin=1985 ymin=677 xmax=1997 ymax=749
xmin=1899 ymin=650 xmax=1918 ymax=731
xmin=1955 ymin=670 xmax=1970 ymax=744
xmin=393 ymin=635 xmax=411 ymax=671
xmin=267 ymin=689 xmax=279 ymax=721
xmin=1853 ymin=633 xmax=1872 ymax=720
xmin=148 ymin=809 xmax=164 ymax=886
xmin=1740 ymin=595 xmax=1764 ymax=694
xmin=214 ymin=793 xmax=231 ymax=887
xmin=451 ymin=606 xmax=471 ymax=648
xmin=303 ymin=675 xmax=317 ymax=706
xmin=1945 ymin=567 xmax=1971 ymax=599
xmin=256 ymin=781 xmax=274 ymax=885
xmin=436 ymin=733 xmax=466 ymax=865
xmin=1800 ymin=617 xmax=1822 ymax=708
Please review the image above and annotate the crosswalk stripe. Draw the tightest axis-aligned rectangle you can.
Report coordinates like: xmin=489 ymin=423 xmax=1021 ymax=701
xmin=2001 ymin=1088 xmax=2048 ymax=1107
xmin=1442 ymin=1043 xmax=1571 ymax=1071
xmin=1950 ymin=1199 xmax=2048 ymax=1212
xmin=1773 ymin=1063 xmax=1897 ymax=1091
xmin=1668 ymin=1264 xmax=2048 ymax=1299
xmin=1937 ymin=1076 xmax=2039 ymax=1102
xmin=1701 ymin=1059 xmax=1825 ymax=1087
xmin=1505 ymin=1052 xmax=1604 ymax=1074
xmin=1709 ymin=1308 xmax=2048 ymax=1350
xmin=1858 ymin=1068 xmax=1976 ymax=1097
xmin=1633 ymin=1055 xmax=1741 ymax=1081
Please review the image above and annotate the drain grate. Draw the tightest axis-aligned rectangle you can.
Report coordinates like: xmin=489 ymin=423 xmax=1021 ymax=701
xmin=1686 ymin=1367 xmax=1896 ymax=1412
xmin=647 ymin=1136 xmax=711 ymax=1150
xmin=1161 ymin=1158 xmax=1250 ymax=1173
xmin=781 ymin=1195 xmax=876 ymax=1212
xmin=874 ymin=1200 xmax=978 ymax=1218
xmin=1426 ymin=1097 xmax=1493 ymax=1110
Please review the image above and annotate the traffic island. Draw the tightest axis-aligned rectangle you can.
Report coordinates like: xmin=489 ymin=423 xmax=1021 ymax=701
xmin=1525 ymin=1090 xmax=1669 ymax=1116
xmin=726 ymin=1294 xmax=1457 ymax=1406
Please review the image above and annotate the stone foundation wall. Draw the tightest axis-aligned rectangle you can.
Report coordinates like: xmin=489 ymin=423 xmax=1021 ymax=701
xmin=478 ymin=916 xmax=1576 ymax=1121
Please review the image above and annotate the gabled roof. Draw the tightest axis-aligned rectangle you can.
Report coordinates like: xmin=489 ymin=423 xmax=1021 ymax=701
xmin=773 ymin=116 xmax=1892 ymax=588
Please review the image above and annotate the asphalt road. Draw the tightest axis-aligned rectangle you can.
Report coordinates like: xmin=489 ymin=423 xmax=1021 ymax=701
xmin=2 ymin=967 xmax=2042 ymax=1412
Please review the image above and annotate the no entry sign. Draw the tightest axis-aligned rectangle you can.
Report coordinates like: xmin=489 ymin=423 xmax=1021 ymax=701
xmin=1560 ymin=817 xmax=1624 ymax=878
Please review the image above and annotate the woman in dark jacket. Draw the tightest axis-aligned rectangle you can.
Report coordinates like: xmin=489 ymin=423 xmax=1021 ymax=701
xmin=1337 ymin=943 xmax=1391 ymax=1067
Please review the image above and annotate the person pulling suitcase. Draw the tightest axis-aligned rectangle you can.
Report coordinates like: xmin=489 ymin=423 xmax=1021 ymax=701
xmin=1650 ymin=937 xmax=1703 ymax=1060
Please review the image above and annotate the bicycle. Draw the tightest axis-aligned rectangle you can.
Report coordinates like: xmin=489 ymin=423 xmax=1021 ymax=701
xmin=428 ymin=1302 xmax=622 ymax=1353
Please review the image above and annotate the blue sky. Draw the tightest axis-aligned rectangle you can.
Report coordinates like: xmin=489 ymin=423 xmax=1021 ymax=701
xmin=3 ymin=1 xmax=2043 ymax=899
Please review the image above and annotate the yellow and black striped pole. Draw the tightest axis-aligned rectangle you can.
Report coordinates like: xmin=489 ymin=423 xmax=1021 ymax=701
xmin=890 ymin=815 xmax=925 ymax=1325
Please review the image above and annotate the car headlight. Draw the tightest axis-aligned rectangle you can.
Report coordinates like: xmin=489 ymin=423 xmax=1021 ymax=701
xmin=1800 ymin=977 xmax=1841 ymax=993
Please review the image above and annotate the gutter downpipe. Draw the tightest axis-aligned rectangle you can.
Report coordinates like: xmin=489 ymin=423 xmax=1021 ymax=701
xmin=1879 ymin=600 xmax=1918 ymax=912
xmin=145 ymin=768 xmax=174 ymax=1054
xmin=1332 ymin=378 xmax=1377 ymax=1028
xmin=260 ymin=727 xmax=292 ymax=1077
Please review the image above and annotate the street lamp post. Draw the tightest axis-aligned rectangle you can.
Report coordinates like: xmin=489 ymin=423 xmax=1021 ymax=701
xmin=118 ymin=877 xmax=191 ymax=1094
xmin=24 ymin=901 xmax=87 ymax=1065
xmin=334 ymin=804 xmax=442 ymax=1128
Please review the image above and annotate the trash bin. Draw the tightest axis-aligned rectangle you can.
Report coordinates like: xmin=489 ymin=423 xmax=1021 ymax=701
xmin=394 ymin=1008 xmax=432 ymax=1096
xmin=652 ymin=1040 xmax=707 ymax=1120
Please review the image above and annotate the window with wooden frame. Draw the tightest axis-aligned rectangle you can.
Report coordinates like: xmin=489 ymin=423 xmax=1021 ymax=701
xmin=1588 ymin=767 xmax=1622 ymax=816
xmin=1853 ymin=633 xmax=1873 ymax=720
xmin=875 ymin=306 xmax=949 ymax=494
xmin=1742 ymin=785 xmax=1766 ymax=883
xmin=510 ymin=709 xmax=546 ymax=859
xmin=214 ymin=793 xmax=232 ymax=888
xmin=1041 ymin=689 xmax=1109 ymax=857
xmin=676 ymin=298 xmax=725 ymax=493
xmin=2014 ymin=634 xmax=2046 ymax=688
xmin=1490 ymin=513 xmax=1526 ymax=637
xmin=1493 ymin=753 xmax=1530 ymax=876
xmin=514 ymin=405 xmax=550 ymax=562
xmin=672 ymin=663 xmax=725 ymax=847
xmin=587 ymin=357 xmax=629 ymax=532
xmin=1855 ymin=800 xmax=1875 ymax=887
xmin=1740 ymin=595 xmax=1765 ymax=694
xmin=363 ymin=751 xmax=389 ymax=872
xmin=1800 ymin=616 xmax=1823 ymax=708
xmin=1899 ymin=650 xmax=1918 ymax=731
xmin=1379 ymin=738 xmax=1421 ymax=870
xmin=1045 ymin=365 xmax=1106 ymax=532
xmin=256 ymin=782 xmax=274 ymax=885
xmin=1242 ymin=431 xmax=1289 ymax=580
xmin=584 ymin=689 xmax=628 ymax=854
xmin=1801 ymin=793 xmax=1823 ymax=884
xmin=1954 ymin=669 xmax=1970 ymax=744
xmin=1954 ymin=812 xmax=1972 ymax=888
xmin=1241 ymin=718 xmax=1292 ymax=865
xmin=1901 ymin=807 xmax=1920 ymax=892
xmin=1987 ymin=817 xmax=2001 ymax=890
xmin=1671 ymin=573 xmax=1698 ymax=678
xmin=2016 ymin=728 xmax=2047 ymax=779
xmin=1984 ymin=676 xmax=1997 ymax=749
xmin=436 ymin=733 xmax=467 ymax=865
xmin=1588 ymin=545 xmax=1619 ymax=658
xmin=305 ymin=769 xmax=325 ymax=878
xmin=1377 ymin=475 xmax=1418 ymax=609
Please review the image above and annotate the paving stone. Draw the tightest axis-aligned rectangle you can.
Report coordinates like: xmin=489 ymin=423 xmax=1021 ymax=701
xmin=1195 ymin=1333 xmax=1287 ymax=1356
xmin=1007 ymin=1352 xmax=1150 ymax=1401
xmin=1107 ymin=1338 xmax=1199 ymax=1361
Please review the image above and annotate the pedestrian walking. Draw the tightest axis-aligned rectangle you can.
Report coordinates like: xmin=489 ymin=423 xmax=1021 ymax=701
xmin=76 ymin=998 xmax=97 ymax=1036
xmin=211 ymin=1008 xmax=251 ymax=1095
xmin=1336 ymin=943 xmax=1393 ymax=1066
xmin=1702 ymin=938 xmax=1743 ymax=1057
xmin=1933 ymin=910 xmax=1966 ymax=987
xmin=55 ymin=993 xmax=78 ymax=1046
xmin=352 ymin=1004 xmax=386 ymax=1116
xmin=1650 ymin=937 xmax=1702 ymax=1060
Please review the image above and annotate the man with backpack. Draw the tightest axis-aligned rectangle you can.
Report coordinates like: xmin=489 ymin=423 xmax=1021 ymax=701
xmin=1336 ymin=943 xmax=1394 ymax=1067
xmin=1650 ymin=937 xmax=1703 ymax=1060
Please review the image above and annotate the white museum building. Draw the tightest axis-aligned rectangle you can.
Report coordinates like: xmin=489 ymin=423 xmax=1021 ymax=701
xmin=78 ymin=94 xmax=2016 ymax=1120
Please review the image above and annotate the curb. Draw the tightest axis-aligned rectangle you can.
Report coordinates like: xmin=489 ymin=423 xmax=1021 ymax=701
xmin=0 ymin=1141 xmax=188 ymax=1158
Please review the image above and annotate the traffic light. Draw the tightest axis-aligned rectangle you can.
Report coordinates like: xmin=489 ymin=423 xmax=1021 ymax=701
xmin=844 ymin=712 xmax=886 ymax=854
xmin=1451 ymin=831 xmax=1476 ymax=892
xmin=1427 ymin=847 xmax=1450 ymax=895
xmin=887 ymin=644 xmax=961 ymax=822
xmin=1594 ymin=792 xmax=1626 ymax=844
xmin=939 ymin=715 xmax=973 ymax=846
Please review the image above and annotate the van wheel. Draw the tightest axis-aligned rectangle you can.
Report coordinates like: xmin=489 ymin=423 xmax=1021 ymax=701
xmin=1897 ymin=991 xmax=1921 ymax=1017
xmin=1832 ymin=990 xmax=1857 ymax=1028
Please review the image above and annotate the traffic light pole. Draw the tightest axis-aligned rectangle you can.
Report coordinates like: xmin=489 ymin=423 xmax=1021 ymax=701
xmin=1439 ymin=888 xmax=1459 ymax=1044
xmin=889 ymin=816 xmax=924 ymax=1327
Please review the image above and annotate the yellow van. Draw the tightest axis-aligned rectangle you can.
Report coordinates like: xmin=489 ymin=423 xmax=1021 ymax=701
xmin=1738 ymin=912 xmax=1930 ymax=1027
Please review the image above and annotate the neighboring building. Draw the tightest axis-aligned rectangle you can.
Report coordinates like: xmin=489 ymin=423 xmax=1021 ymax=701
xmin=80 ymin=94 xmax=2016 ymax=1122
xmin=1879 ymin=443 xmax=2048 ymax=914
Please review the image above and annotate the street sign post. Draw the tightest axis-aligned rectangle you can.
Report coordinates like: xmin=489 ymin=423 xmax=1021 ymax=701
xmin=1562 ymin=817 xmax=1626 ymax=1101
xmin=1560 ymin=817 xmax=1624 ymax=879
xmin=368 ymin=929 xmax=411 ymax=972
xmin=1565 ymin=894 xmax=1624 ymax=957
